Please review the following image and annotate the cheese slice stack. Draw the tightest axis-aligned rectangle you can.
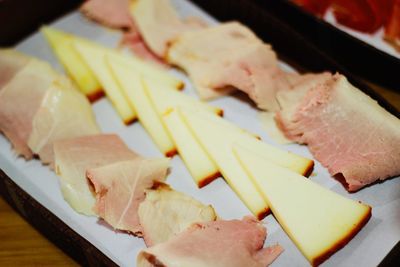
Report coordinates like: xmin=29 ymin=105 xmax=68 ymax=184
xmin=233 ymin=144 xmax=372 ymax=266
xmin=107 ymin=57 xmax=176 ymax=156
xmin=179 ymin=108 xmax=314 ymax=218
xmin=41 ymin=26 xmax=102 ymax=101
xmin=144 ymin=81 xmax=222 ymax=187
xmin=42 ymin=27 xmax=184 ymax=124
xmin=73 ymin=40 xmax=137 ymax=124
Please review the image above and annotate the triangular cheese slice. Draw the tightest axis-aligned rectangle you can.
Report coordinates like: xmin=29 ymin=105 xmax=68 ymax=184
xmin=163 ymin=109 xmax=220 ymax=187
xmin=73 ymin=40 xmax=136 ymax=124
xmin=233 ymin=144 xmax=372 ymax=266
xmin=144 ymin=80 xmax=222 ymax=186
xmin=108 ymin=57 xmax=176 ymax=156
xmin=179 ymin=108 xmax=269 ymax=218
xmin=179 ymin=108 xmax=315 ymax=218
xmin=144 ymin=80 xmax=222 ymax=116
xmin=109 ymin=53 xmax=183 ymax=90
xmin=41 ymin=26 xmax=102 ymax=101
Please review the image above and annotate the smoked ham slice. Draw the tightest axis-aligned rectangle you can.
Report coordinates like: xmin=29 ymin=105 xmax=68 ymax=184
xmin=86 ymin=158 xmax=170 ymax=235
xmin=138 ymin=183 xmax=217 ymax=246
xmin=275 ymin=72 xmax=333 ymax=139
xmin=53 ymin=134 xmax=138 ymax=215
xmin=0 ymin=58 xmax=59 ymax=159
xmin=28 ymin=78 xmax=100 ymax=166
xmin=0 ymin=49 xmax=30 ymax=90
xmin=278 ymin=74 xmax=400 ymax=191
xmin=130 ymin=0 xmax=205 ymax=58
xmin=167 ymin=22 xmax=283 ymax=103
xmin=80 ymin=0 xmax=167 ymax=64
xmin=80 ymin=0 xmax=134 ymax=29
xmin=121 ymin=30 xmax=167 ymax=66
xmin=137 ymin=216 xmax=283 ymax=267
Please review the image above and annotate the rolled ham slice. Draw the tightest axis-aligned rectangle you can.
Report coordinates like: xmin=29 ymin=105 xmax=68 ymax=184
xmin=137 ymin=216 xmax=283 ymax=267
xmin=86 ymin=158 xmax=170 ymax=235
xmin=0 ymin=57 xmax=59 ymax=159
xmin=138 ymin=183 xmax=217 ymax=246
xmin=80 ymin=0 xmax=134 ymax=29
xmin=28 ymin=77 xmax=100 ymax=166
xmin=53 ymin=134 xmax=138 ymax=215
xmin=0 ymin=49 xmax=30 ymax=90
xmin=278 ymin=74 xmax=400 ymax=191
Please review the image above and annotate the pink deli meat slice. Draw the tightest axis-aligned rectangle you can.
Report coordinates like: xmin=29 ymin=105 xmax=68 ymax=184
xmin=80 ymin=0 xmax=134 ymax=29
xmin=28 ymin=77 xmax=100 ymax=166
xmin=280 ymin=74 xmax=400 ymax=191
xmin=131 ymin=0 xmax=205 ymax=58
xmin=120 ymin=30 xmax=168 ymax=66
xmin=53 ymin=134 xmax=139 ymax=215
xmin=138 ymin=183 xmax=217 ymax=246
xmin=275 ymin=72 xmax=333 ymax=141
xmin=167 ymin=21 xmax=284 ymax=104
xmin=0 ymin=49 xmax=30 ymax=90
xmin=80 ymin=0 xmax=165 ymax=65
xmin=137 ymin=216 xmax=283 ymax=267
xmin=0 ymin=58 xmax=59 ymax=159
xmin=86 ymin=158 xmax=170 ymax=235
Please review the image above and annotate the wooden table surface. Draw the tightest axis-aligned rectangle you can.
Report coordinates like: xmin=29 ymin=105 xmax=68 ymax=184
xmin=0 ymin=85 xmax=399 ymax=266
xmin=0 ymin=196 xmax=78 ymax=266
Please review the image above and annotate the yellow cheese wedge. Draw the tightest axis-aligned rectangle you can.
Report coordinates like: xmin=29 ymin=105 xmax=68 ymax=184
xmin=233 ymin=144 xmax=372 ymax=266
xmin=108 ymin=57 xmax=176 ymax=156
xmin=109 ymin=53 xmax=183 ymax=90
xmin=41 ymin=26 xmax=102 ymax=101
xmin=144 ymin=80 xmax=222 ymax=115
xmin=164 ymin=109 xmax=220 ymax=187
xmin=73 ymin=40 xmax=136 ymax=124
xmin=179 ymin=108 xmax=315 ymax=218
xmin=144 ymin=81 xmax=222 ymax=186
xmin=179 ymin=108 xmax=269 ymax=218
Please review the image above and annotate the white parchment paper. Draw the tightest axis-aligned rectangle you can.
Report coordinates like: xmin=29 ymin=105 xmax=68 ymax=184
xmin=0 ymin=0 xmax=399 ymax=266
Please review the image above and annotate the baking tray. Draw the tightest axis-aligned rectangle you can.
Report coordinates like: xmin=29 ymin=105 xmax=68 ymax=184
xmin=1 ymin=0 xmax=400 ymax=266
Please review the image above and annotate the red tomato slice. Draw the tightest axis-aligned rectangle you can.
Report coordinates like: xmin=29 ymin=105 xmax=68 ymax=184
xmin=385 ymin=0 xmax=400 ymax=50
xmin=331 ymin=0 xmax=382 ymax=33
xmin=292 ymin=0 xmax=332 ymax=16
xmin=369 ymin=0 xmax=395 ymax=25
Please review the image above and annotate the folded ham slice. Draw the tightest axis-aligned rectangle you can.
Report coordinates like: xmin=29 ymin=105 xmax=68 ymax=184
xmin=80 ymin=0 xmax=134 ymax=29
xmin=28 ymin=77 xmax=100 ymax=166
xmin=130 ymin=0 xmax=205 ymax=58
xmin=0 ymin=49 xmax=30 ymax=90
xmin=79 ymin=0 xmax=168 ymax=65
xmin=211 ymin=45 xmax=284 ymax=110
xmin=53 ymin=134 xmax=138 ymax=215
xmin=86 ymin=158 xmax=170 ymax=235
xmin=278 ymin=74 xmax=400 ymax=191
xmin=275 ymin=72 xmax=333 ymax=139
xmin=120 ymin=30 xmax=167 ymax=66
xmin=138 ymin=183 xmax=217 ymax=246
xmin=0 ymin=58 xmax=59 ymax=159
xmin=167 ymin=22 xmax=282 ymax=102
xmin=137 ymin=216 xmax=283 ymax=267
